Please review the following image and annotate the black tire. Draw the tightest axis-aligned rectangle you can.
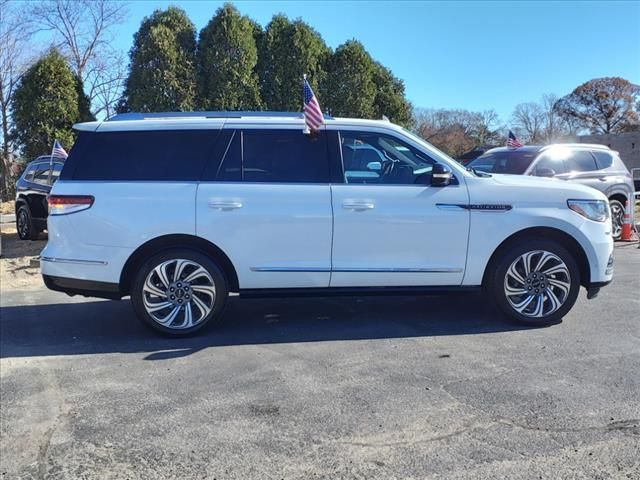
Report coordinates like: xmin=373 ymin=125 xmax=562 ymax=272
xmin=16 ymin=204 xmax=39 ymax=241
xmin=486 ymin=239 xmax=581 ymax=326
xmin=609 ymin=199 xmax=625 ymax=241
xmin=131 ymin=249 xmax=228 ymax=336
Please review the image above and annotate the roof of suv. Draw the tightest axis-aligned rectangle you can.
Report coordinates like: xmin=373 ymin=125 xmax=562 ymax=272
xmin=73 ymin=111 xmax=401 ymax=133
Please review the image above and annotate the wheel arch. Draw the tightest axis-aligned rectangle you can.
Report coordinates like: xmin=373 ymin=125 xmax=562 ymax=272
xmin=482 ymin=227 xmax=590 ymax=288
xmin=119 ymin=234 xmax=239 ymax=295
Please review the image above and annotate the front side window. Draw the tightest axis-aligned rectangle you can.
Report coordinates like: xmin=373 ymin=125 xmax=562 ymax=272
xmin=468 ymin=150 xmax=537 ymax=175
xmin=216 ymin=129 xmax=330 ymax=183
xmin=23 ymin=164 xmax=37 ymax=182
xmin=50 ymin=163 xmax=63 ymax=183
xmin=340 ymin=131 xmax=435 ymax=185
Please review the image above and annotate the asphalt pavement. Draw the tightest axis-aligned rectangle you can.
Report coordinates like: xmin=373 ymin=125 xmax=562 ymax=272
xmin=1 ymin=244 xmax=639 ymax=479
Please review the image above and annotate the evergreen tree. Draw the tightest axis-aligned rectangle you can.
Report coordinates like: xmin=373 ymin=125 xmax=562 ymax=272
xmin=372 ymin=62 xmax=413 ymax=127
xmin=197 ymin=4 xmax=262 ymax=110
xmin=122 ymin=7 xmax=197 ymax=112
xmin=325 ymin=40 xmax=376 ymax=118
xmin=12 ymin=50 xmax=94 ymax=159
xmin=258 ymin=15 xmax=329 ymax=111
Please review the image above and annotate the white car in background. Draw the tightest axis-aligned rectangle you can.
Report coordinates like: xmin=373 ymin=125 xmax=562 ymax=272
xmin=41 ymin=112 xmax=614 ymax=335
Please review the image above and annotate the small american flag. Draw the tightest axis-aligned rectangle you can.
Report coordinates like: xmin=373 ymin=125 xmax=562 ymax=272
xmin=303 ymin=76 xmax=324 ymax=132
xmin=52 ymin=140 xmax=68 ymax=159
xmin=506 ymin=130 xmax=523 ymax=149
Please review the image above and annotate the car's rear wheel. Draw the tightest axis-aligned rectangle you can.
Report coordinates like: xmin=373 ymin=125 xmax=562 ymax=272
xmin=487 ymin=240 xmax=580 ymax=326
xmin=16 ymin=205 xmax=39 ymax=240
xmin=609 ymin=199 xmax=625 ymax=240
xmin=131 ymin=249 xmax=228 ymax=336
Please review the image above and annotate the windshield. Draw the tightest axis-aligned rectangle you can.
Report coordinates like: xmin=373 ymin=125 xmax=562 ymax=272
xmin=467 ymin=150 xmax=538 ymax=174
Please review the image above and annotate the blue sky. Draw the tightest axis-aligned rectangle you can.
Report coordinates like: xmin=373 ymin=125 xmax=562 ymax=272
xmin=114 ymin=1 xmax=640 ymax=120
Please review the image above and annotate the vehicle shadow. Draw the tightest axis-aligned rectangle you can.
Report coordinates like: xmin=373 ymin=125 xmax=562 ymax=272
xmin=0 ymin=293 xmax=544 ymax=360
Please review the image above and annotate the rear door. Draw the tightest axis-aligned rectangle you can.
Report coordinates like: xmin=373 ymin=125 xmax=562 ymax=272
xmin=329 ymin=129 xmax=470 ymax=287
xmin=196 ymin=128 xmax=333 ymax=289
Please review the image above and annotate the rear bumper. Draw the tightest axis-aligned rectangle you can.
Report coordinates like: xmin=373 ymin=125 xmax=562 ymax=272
xmin=43 ymin=274 xmax=122 ymax=300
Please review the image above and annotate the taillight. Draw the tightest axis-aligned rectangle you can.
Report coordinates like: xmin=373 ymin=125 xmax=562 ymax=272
xmin=48 ymin=195 xmax=94 ymax=215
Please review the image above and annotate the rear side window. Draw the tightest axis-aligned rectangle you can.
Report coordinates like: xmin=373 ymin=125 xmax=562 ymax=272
xmin=212 ymin=129 xmax=330 ymax=183
xmin=592 ymin=151 xmax=613 ymax=170
xmin=565 ymin=151 xmax=597 ymax=172
xmin=70 ymin=130 xmax=220 ymax=181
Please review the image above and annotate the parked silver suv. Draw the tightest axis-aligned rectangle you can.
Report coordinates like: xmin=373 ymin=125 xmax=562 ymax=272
xmin=468 ymin=144 xmax=635 ymax=239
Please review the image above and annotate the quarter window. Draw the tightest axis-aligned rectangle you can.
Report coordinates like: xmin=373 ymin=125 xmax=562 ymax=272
xmin=340 ymin=131 xmax=436 ymax=185
xmin=592 ymin=151 xmax=613 ymax=170
xmin=565 ymin=151 xmax=597 ymax=172
xmin=71 ymin=130 xmax=220 ymax=181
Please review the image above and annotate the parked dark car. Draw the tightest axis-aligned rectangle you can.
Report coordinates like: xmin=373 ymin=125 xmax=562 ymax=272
xmin=15 ymin=156 xmax=64 ymax=240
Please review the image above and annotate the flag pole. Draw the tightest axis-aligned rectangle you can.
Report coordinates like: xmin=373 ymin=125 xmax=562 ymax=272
xmin=302 ymin=74 xmax=310 ymax=135
xmin=47 ymin=140 xmax=56 ymax=184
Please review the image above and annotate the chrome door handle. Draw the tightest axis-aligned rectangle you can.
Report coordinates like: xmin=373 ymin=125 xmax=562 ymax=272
xmin=342 ymin=202 xmax=375 ymax=210
xmin=208 ymin=201 xmax=243 ymax=210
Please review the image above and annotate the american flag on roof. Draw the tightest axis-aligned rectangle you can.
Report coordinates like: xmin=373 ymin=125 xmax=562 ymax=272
xmin=506 ymin=130 xmax=523 ymax=149
xmin=52 ymin=139 xmax=68 ymax=159
xmin=303 ymin=76 xmax=324 ymax=132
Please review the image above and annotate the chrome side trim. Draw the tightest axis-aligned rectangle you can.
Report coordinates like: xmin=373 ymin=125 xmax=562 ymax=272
xmin=250 ymin=267 xmax=331 ymax=272
xmin=251 ymin=266 xmax=462 ymax=273
xmin=436 ymin=203 xmax=512 ymax=212
xmin=333 ymin=267 xmax=463 ymax=273
xmin=41 ymin=256 xmax=108 ymax=266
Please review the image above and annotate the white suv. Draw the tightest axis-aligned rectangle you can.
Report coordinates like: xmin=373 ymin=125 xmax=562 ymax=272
xmin=41 ymin=112 xmax=614 ymax=335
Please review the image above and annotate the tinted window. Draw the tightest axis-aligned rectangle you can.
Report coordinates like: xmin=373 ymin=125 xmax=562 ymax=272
xmin=24 ymin=164 xmax=36 ymax=182
xmin=468 ymin=150 xmax=537 ymax=174
xmin=533 ymin=152 xmax=567 ymax=175
xmin=51 ymin=163 xmax=63 ymax=183
xmin=213 ymin=129 xmax=330 ymax=183
xmin=71 ymin=130 xmax=219 ymax=181
xmin=32 ymin=164 xmax=51 ymax=185
xmin=565 ymin=151 xmax=597 ymax=172
xmin=592 ymin=151 xmax=613 ymax=170
xmin=242 ymin=130 xmax=329 ymax=183
xmin=340 ymin=131 xmax=436 ymax=185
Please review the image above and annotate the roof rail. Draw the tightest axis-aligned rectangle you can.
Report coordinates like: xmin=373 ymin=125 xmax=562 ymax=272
xmin=541 ymin=143 xmax=611 ymax=151
xmin=106 ymin=111 xmax=335 ymax=121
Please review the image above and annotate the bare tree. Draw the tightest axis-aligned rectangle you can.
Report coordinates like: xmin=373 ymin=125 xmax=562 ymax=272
xmin=0 ymin=0 xmax=36 ymax=200
xmin=511 ymin=102 xmax=545 ymax=143
xmin=27 ymin=0 xmax=127 ymax=117
xmin=414 ymin=108 xmax=489 ymax=158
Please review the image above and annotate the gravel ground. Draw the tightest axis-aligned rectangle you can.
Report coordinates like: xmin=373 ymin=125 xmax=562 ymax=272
xmin=1 ymin=243 xmax=639 ymax=479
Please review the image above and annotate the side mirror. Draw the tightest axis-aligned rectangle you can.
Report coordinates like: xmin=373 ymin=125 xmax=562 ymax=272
xmin=431 ymin=163 xmax=453 ymax=187
xmin=366 ymin=161 xmax=382 ymax=171
xmin=535 ymin=167 xmax=555 ymax=178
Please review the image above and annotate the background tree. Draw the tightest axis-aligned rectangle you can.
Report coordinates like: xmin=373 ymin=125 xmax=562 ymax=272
xmin=121 ymin=7 xmax=197 ymax=112
xmin=556 ymin=77 xmax=640 ymax=134
xmin=197 ymin=4 xmax=261 ymax=110
xmin=414 ymin=108 xmax=481 ymax=157
xmin=1 ymin=0 xmax=35 ymax=200
xmin=511 ymin=102 xmax=545 ymax=143
xmin=372 ymin=62 xmax=412 ymax=127
xmin=325 ymin=40 xmax=376 ymax=118
xmin=257 ymin=14 xmax=329 ymax=111
xmin=11 ymin=50 xmax=92 ymax=160
xmin=27 ymin=0 xmax=127 ymax=118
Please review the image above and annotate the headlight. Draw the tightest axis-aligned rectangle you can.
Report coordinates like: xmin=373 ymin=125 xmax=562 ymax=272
xmin=567 ymin=199 xmax=610 ymax=222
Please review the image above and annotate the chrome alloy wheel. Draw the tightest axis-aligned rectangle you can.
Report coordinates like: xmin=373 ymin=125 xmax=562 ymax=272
xmin=504 ymin=250 xmax=571 ymax=318
xmin=142 ymin=259 xmax=216 ymax=329
xmin=610 ymin=201 xmax=624 ymax=239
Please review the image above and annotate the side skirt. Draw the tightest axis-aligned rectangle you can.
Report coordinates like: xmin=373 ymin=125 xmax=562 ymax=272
xmin=239 ymin=285 xmax=482 ymax=299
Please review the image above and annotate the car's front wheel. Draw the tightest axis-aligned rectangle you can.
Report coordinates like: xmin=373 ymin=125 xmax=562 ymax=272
xmin=131 ymin=249 xmax=228 ymax=336
xmin=487 ymin=240 xmax=581 ymax=326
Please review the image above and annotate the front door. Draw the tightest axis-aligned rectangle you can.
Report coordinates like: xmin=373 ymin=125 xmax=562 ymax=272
xmin=330 ymin=130 xmax=470 ymax=287
xmin=196 ymin=128 xmax=333 ymax=289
